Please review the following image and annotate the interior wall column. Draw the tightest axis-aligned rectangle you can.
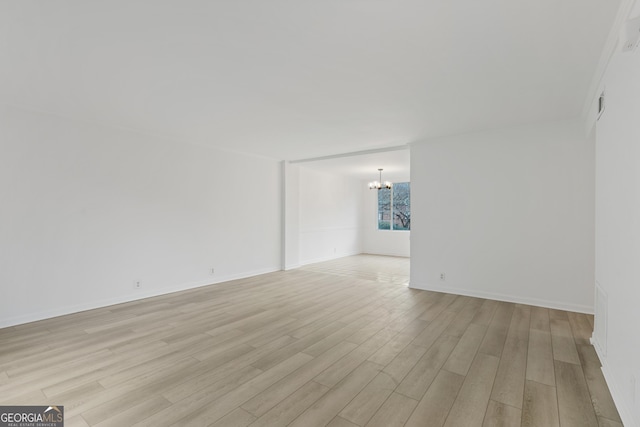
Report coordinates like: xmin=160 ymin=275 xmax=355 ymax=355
xmin=281 ymin=161 xmax=300 ymax=270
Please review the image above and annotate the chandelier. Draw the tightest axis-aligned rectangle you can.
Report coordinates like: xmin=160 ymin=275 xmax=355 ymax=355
xmin=369 ymin=168 xmax=392 ymax=190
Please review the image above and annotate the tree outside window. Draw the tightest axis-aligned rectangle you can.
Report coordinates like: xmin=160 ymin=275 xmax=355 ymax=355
xmin=377 ymin=182 xmax=410 ymax=231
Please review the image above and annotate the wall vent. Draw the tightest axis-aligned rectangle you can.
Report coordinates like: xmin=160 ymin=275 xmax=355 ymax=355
xmin=594 ymin=282 xmax=608 ymax=356
xmin=597 ymin=90 xmax=606 ymax=121
xmin=622 ymin=15 xmax=640 ymax=52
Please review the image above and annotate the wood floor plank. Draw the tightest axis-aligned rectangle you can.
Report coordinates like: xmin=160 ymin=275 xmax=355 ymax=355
xmin=479 ymin=324 xmax=509 ymax=358
xmin=365 ymin=392 xmax=418 ymax=427
xmin=418 ymin=293 xmax=457 ymax=323
xmin=443 ymin=323 xmax=487 ymax=376
xmin=471 ymin=299 xmax=499 ymax=327
xmin=555 ymin=360 xmax=599 ymax=427
xmin=396 ymin=333 xmax=459 ymax=400
xmin=45 ymin=380 xmax=106 ymax=408
xmin=93 ymin=395 xmax=170 ymax=427
xmin=314 ymin=328 xmax=396 ymax=388
xmin=413 ymin=310 xmax=457 ymax=349
xmin=241 ymin=341 xmax=356 ymax=417
xmin=382 ymin=343 xmax=430 ymax=385
xmin=344 ymin=316 xmax=396 ymax=345
xmin=249 ymin=321 xmax=347 ymax=371
xmin=249 ymin=381 xmax=330 ymax=427
xmin=64 ymin=415 xmax=90 ymax=427
xmin=86 ymin=361 xmax=256 ymax=425
xmin=522 ymin=380 xmax=559 ymax=427
xmin=302 ymin=318 xmax=375 ymax=357
xmin=326 ymin=416 xmax=360 ymax=427
xmin=529 ymin=307 xmax=550 ymax=332
xmin=509 ymin=305 xmax=532 ymax=332
xmin=372 ymin=306 xmax=422 ymax=334
xmin=339 ymin=371 xmax=397 ymax=426
xmin=65 ymin=356 xmax=201 ymax=419
xmin=483 ymin=400 xmax=522 ymax=427
xmin=549 ymin=318 xmax=573 ymax=337
xmin=586 ymin=314 xmax=594 ymax=329
xmin=444 ymin=352 xmax=501 ymax=427
xmin=443 ymin=298 xmax=484 ymax=338
xmin=405 ymin=369 xmax=465 ymax=427
xmin=367 ymin=332 xmax=414 ymax=366
xmin=394 ymin=318 xmax=430 ymax=340
xmin=0 ymin=388 xmax=48 ymax=406
xmin=162 ymin=335 xmax=296 ymax=404
xmin=134 ymin=365 xmax=265 ymax=426
xmin=0 ymin=255 xmax=621 ymax=427
xmin=490 ymin=309 xmax=530 ymax=409
xmin=175 ymin=352 xmax=314 ymax=425
xmin=526 ymin=329 xmax=555 ymax=386
xmin=548 ymin=309 xmax=569 ymax=322
xmin=289 ymin=361 xmax=382 ymax=427
xmin=597 ymin=416 xmax=624 ymax=427
xmin=1 ymin=348 xmax=114 ymax=396
xmin=478 ymin=303 xmax=514 ymax=358
xmin=550 ymin=319 xmax=581 ymax=365
xmin=209 ymin=408 xmax=256 ymax=427
xmin=567 ymin=312 xmax=593 ymax=346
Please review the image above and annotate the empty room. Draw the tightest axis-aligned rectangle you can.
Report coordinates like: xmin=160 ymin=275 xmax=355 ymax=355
xmin=1 ymin=1 xmax=639 ymax=426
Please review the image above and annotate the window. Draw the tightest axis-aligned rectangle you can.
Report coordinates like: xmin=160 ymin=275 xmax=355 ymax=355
xmin=378 ymin=182 xmax=410 ymax=230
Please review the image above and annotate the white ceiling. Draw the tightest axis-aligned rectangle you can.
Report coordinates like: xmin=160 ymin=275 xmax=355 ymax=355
xmin=0 ymin=0 xmax=621 ymax=172
xmin=295 ymin=147 xmax=410 ymax=183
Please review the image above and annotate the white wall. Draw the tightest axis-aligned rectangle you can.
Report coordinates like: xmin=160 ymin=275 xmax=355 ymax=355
xmin=282 ymin=162 xmax=301 ymax=270
xmin=361 ymin=184 xmax=410 ymax=257
xmin=410 ymin=120 xmax=595 ymax=313
xmin=298 ymin=167 xmax=362 ymax=264
xmin=593 ymin=26 xmax=640 ymax=426
xmin=0 ymin=105 xmax=281 ymax=328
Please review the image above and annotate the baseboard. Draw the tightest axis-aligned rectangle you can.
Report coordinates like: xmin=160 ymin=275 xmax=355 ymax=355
xmin=299 ymin=251 xmax=362 ymax=266
xmin=592 ymin=337 xmax=639 ymax=427
xmin=0 ymin=266 xmax=281 ymax=329
xmin=408 ymin=282 xmax=594 ymax=314
xmin=361 ymin=251 xmax=410 ymax=258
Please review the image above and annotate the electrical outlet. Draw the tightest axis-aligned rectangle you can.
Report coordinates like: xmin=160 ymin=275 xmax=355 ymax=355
xmin=440 ymin=273 xmax=446 ymax=281
xmin=133 ymin=280 xmax=141 ymax=289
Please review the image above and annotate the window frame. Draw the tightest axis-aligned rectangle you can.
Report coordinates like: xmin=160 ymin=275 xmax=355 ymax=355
xmin=377 ymin=182 xmax=410 ymax=231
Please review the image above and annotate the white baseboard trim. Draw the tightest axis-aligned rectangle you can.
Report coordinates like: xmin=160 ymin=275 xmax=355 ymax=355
xmin=299 ymin=251 xmax=362 ymax=266
xmin=361 ymin=251 xmax=410 ymax=258
xmin=408 ymin=282 xmax=594 ymax=314
xmin=0 ymin=266 xmax=281 ymax=329
xmin=591 ymin=337 xmax=639 ymax=427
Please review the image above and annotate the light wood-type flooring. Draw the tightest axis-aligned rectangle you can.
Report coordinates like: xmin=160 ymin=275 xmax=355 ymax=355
xmin=0 ymin=255 xmax=622 ymax=426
